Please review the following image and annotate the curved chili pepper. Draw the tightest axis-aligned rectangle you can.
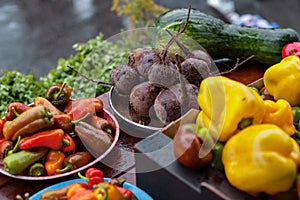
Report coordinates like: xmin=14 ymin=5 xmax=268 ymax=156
xmin=56 ymin=151 xmax=93 ymax=173
xmin=3 ymin=147 xmax=48 ymax=175
xmin=53 ymin=113 xmax=89 ymax=132
xmin=3 ymin=105 xmax=54 ymax=141
xmin=65 ymin=98 xmax=103 ymax=121
xmin=28 ymin=162 xmax=46 ymax=177
xmin=0 ymin=139 xmax=13 ymax=158
xmin=66 ymin=183 xmax=90 ymax=199
xmin=89 ymin=116 xmax=116 ymax=135
xmin=0 ymin=118 xmax=7 ymax=138
xmin=78 ymin=167 xmax=104 ymax=187
xmin=34 ymin=97 xmax=63 ymax=115
xmin=5 ymin=102 xmax=31 ymax=121
xmin=40 ymin=184 xmax=71 ymax=200
xmin=61 ymin=133 xmax=76 ymax=153
xmin=45 ymin=150 xmax=65 ymax=176
xmin=18 ymin=129 xmax=69 ymax=150
xmin=69 ymin=189 xmax=96 ymax=200
xmin=115 ymin=186 xmax=138 ymax=200
xmin=46 ymin=83 xmax=72 ymax=107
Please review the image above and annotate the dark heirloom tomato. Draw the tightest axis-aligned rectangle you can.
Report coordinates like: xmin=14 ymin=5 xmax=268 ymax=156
xmin=173 ymin=123 xmax=213 ymax=169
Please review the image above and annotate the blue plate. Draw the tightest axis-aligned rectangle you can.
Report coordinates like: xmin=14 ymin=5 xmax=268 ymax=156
xmin=29 ymin=178 xmax=153 ymax=200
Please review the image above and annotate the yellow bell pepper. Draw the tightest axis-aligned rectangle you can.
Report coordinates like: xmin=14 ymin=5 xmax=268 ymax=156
xmin=197 ymin=76 xmax=265 ymax=142
xmin=262 ymin=99 xmax=295 ymax=135
xmin=222 ymin=124 xmax=300 ymax=196
xmin=264 ymin=55 xmax=300 ymax=106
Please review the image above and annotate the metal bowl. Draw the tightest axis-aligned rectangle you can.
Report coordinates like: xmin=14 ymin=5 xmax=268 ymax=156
xmin=108 ymin=87 xmax=163 ymax=138
xmin=0 ymin=108 xmax=120 ymax=180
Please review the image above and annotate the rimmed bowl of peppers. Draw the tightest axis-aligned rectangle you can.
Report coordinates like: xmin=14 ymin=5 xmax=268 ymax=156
xmin=0 ymin=83 xmax=120 ymax=180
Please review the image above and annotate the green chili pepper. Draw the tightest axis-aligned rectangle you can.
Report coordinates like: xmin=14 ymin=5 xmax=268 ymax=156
xmin=3 ymin=105 xmax=54 ymax=141
xmin=211 ymin=142 xmax=224 ymax=171
xmin=3 ymin=147 xmax=48 ymax=175
xmin=28 ymin=162 xmax=46 ymax=177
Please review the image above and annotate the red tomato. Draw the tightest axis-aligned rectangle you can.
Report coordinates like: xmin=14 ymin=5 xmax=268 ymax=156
xmin=282 ymin=42 xmax=300 ymax=59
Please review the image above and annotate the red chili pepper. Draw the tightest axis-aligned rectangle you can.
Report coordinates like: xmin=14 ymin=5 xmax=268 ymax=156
xmin=19 ymin=129 xmax=69 ymax=150
xmin=78 ymin=167 xmax=104 ymax=187
xmin=115 ymin=186 xmax=138 ymax=200
xmin=61 ymin=133 xmax=76 ymax=153
xmin=4 ymin=102 xmax=31 ymax=121
xmin=65 ymin=98 xmax=103 ymax=121
xmin=0 ymin=118 xmax=7 ymax=138
xmin=282 ymin=42 xmax=300 ymax=59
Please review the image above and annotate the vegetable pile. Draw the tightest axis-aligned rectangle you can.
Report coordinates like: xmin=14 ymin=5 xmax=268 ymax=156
xmin=172 ymin=54 xmax=300 ymax=199
xmin=0 ymin=83 xmax=116 ymax=177
xmin=39 ymin=167 xmax=138 ymax=200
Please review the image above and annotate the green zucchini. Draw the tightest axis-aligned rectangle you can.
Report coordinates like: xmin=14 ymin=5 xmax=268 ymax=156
xmin=154 ymin=8 xmax=300 ymax=65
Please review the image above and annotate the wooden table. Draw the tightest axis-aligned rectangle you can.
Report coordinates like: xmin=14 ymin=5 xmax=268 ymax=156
xmin=0 ymin=93 xmax=143 ymax=200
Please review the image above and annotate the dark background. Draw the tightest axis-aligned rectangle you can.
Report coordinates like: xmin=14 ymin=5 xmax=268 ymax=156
xmin=0 ymin=0 xmax=299 ymax=78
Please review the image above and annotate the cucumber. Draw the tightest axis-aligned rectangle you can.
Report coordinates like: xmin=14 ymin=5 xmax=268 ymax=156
xmin=154 ymin=8 xmax=300 ymax=65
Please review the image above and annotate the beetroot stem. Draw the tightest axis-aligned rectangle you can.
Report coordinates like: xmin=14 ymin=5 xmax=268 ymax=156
xmin=67 ymin=65 xmax=114 ymax=86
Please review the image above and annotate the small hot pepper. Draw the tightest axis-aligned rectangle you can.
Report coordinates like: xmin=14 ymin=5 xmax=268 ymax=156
xmin=89 ymin=115 xmax=116 ymax=135
xmin=56 ymin=151 xmax=93 ymax=173
xmin=5 ymin=102 xmax=31 ymax=121
xmin=0 ymin=118 xmax=7 ymax=138
xmin=3 ymin=105 xmax=54 ymax=141
xmin=3 ymin=147 xmax=48 ymax=175
xmin=115 ymin=186 xmax=138 ymax=200
xmin=78 ymin=167 xmax=104 ymax=188
xmin=45 ymin=82 xmax=72 ymax=107
xmin=34 ymin=97 xmax=63 ymax=115
xmin=40 ymin=183 xmax=74 ymax=200
xmin=0 ymin=139 xmax=13 ymax=158
xmin=61 ymin=133 xmax=76 ymax=153
xmin=262 ymin=99 xmax=295 ymax=135
xmin=93 ymin=183 xmax=126 ymax=200
xmin=18 ymin=129 xmax=69 ymax=150
xmin=53 ymin=113 xmax=89 ymax=132
xmin=65 ymin=98 xmax=103 ymax=121
xmin=45 ymin=150 xmax=65 ymax=176
xmin=66 ymin=182 xmax=90 ymax=199
xmin=28 ymin=162 xmax=46 ymax=177
xmin=69 ymin=189 xmax=96 ymax=200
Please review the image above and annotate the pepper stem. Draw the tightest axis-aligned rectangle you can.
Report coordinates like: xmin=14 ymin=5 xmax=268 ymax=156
xmin=7 ymin=136 xmax=21 ymax=156
xmin=11 ymin=107 xmax=20 ymax=117
xmin=71 ymin=113 xmax=90 ymax=125
xmin=54 ymin=82 xmax=67 ymax=101
xmin=238 ymin=118 xmax=253 ymax=130
xmin=78 ymin=171 xmax=89 ymax=181
xmin=62 ymin=138 xmax=70 ymax=146
xmin=56 ymin=163 xmax=73 ymax=173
